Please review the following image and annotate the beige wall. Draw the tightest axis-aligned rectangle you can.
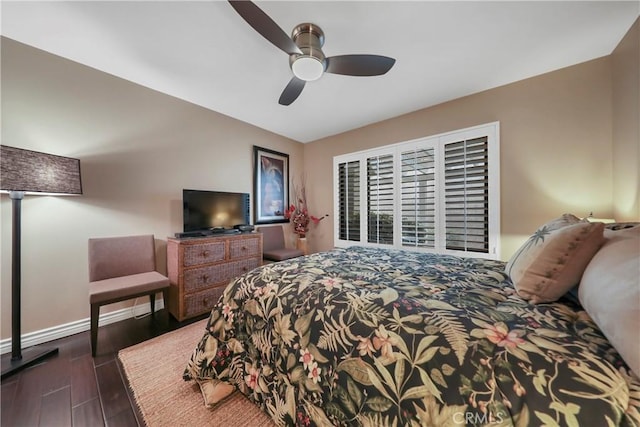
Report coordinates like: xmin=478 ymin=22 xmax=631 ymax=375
xmin=0 ymin=38 xmax=303 ymax=340
xmin=612 ymin=18 xmax=639 ymax=221
xmin=304 ymin=56 xmax=615 ymax=259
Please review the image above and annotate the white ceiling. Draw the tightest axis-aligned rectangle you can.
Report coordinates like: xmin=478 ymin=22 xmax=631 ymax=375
xmin=1 ymin=1 xmax=638 ymax=143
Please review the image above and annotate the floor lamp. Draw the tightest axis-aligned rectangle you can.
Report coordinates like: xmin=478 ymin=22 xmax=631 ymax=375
xmin=0 ymin=145 xmax=82 ymax=380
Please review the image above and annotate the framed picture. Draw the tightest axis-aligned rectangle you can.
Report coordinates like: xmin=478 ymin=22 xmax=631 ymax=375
xmin=254 ymin=146 xmax=289 ymax=224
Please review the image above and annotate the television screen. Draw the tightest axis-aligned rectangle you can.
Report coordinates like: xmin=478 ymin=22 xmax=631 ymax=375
xmin=183 ymin=189 xmax=250 ymax=232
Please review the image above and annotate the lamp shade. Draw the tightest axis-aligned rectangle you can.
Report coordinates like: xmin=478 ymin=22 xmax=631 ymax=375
xmin=1 ymin=145 xmax=82 ymax=195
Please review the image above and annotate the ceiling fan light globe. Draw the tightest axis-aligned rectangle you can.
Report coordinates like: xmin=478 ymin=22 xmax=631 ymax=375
xmin=292 ymin=56 xmax=324 ymax=81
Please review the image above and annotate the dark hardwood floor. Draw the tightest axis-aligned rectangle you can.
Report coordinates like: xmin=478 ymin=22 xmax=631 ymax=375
xmin=1 ymin=309 xmax=207 ymax=427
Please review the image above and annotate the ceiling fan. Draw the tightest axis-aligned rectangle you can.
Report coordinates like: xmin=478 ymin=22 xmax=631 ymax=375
xmin=228 ymin=1 xmax=396 ymax=106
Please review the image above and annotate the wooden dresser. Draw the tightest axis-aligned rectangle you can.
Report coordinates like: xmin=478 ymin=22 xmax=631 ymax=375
xmin=166 ymin=232 xmax=262 ymax=321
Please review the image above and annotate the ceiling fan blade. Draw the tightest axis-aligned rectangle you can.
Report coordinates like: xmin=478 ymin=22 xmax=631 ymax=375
xmin=279 ymin=77 xmax=306 ymax=106
xmin=325 ymin=54 xmax=396 ymax=76
xmin=228 ymin=1 xmax=301 ymax=55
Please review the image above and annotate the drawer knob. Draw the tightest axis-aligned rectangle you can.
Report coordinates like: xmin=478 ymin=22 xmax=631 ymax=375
xmin=241 ymin=246 xmax=247 ymax=251
xmin=201 ymin=250 xmax=210 ymax=257
xmin=202 ymin=298 xmax=209 ymax=305
xmin=201 ymin=274 xmax=209 ymax=282
xmin=242 ymin=266 xmax=248 ymax=272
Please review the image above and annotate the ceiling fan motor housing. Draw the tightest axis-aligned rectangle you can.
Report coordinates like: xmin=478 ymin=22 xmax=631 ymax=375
xmin=290 ymin=23 xmax=326 ymax=81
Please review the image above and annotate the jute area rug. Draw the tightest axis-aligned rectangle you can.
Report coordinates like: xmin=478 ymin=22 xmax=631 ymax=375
xmin=118 ymin=319 xmax=276 ymax=427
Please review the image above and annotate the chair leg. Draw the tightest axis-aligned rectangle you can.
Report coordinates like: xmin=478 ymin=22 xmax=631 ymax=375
xmin=162 ymin=289 xmax=169 ymax=313
xmin=150 ymin=293 xmax=156 ymax=315
xmin=90 ymin=304 xmax=100 ymax=357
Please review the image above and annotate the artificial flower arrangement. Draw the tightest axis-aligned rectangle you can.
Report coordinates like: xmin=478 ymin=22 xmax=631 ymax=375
xmin=284 ymin=181 xmax=327 ymax=238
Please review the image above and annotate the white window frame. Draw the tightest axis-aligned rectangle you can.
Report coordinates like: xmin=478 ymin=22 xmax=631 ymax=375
xmin=333 ymin=122 xmax=500 ymax=259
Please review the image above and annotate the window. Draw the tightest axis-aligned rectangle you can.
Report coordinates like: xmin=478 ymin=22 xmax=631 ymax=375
xmin=333 ymin=122 xmax=500 ymax=259
xmin=401 ymin=147 xmax=436 ymax=249
xmin=367 ymin=154 xmax=394 ymax=244
xmin=337 ymin=160 xmax=360 ymax=242
xmin=444 ymin=137 xmax=489 ymax=253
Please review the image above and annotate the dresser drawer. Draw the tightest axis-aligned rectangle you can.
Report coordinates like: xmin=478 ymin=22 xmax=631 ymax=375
xmin=183 ymin=241 xmax=225 ymax=267
xmin=184 ymin=264 xmax=232 ymax=293
xmin=229 ymin=237 xmax=261 ymax=259
xmin=183 ymin=286 xmax=225 ymax=318
xmin=228 ymin=258 xmax=261 ymax=278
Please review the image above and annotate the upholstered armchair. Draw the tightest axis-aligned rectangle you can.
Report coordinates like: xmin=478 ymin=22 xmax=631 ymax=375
xmin=88 ymin=235 xmax=170 ymax=357
xmin=257 ymin=225 xmax=304 ymax=262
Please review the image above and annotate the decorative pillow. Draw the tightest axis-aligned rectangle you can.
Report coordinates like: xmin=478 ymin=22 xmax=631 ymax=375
xmin=506 ymin=215 xmax=605 ymax=304
xmin=579 ymin=224 xmax=640 ymax=377
xmin=505 ymin=213 xmax=583 ymax=278
xmin=537 ymin=213 xmax=584 ymax=230
xmin=196 ymin=379 xmax=235 ymax=408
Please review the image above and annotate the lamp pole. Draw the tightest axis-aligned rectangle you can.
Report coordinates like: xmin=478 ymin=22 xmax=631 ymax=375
xmin=1 ymin=191 xmax=59 ymax=380
xmin=10 ymin=191 xmax=24 ymax=361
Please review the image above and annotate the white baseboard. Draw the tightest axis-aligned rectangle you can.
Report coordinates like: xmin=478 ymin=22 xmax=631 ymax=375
xmin=0 ymin=299 xmax=165 ymax=355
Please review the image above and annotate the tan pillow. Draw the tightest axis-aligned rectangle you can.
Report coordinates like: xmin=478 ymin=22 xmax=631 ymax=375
xmin=196 ymin=379 xmax=235 ymax=408
xmin=579 ymin=225 xmax=640 ymax=377
xmin=505 ymin=213 xmax=583 ymax=278
xmin=537 ymin=213 xmax=584 ymax=230
xmin=507 ymin=220 xmax=605 ymax=303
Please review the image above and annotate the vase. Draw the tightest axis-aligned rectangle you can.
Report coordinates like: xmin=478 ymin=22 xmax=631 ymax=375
xmin=297 ymin=236 xmax=308 ymax=255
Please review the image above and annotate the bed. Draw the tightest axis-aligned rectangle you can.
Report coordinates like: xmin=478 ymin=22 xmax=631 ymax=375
xmin=183 ymin=216 xmax=640 ymax=426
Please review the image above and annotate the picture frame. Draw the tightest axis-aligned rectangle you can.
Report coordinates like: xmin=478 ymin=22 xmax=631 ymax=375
xmin=253 ymin=146 xmax=289 ymax=224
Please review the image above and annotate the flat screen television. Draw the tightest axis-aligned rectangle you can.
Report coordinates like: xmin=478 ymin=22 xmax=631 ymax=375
xmin=183 ymin=189 xmax=250 ymax=232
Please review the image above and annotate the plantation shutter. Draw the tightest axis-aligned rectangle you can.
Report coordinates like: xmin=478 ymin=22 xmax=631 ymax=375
xmin=338 ymin=160 xmax=360 ymax=241
xmin=401 ymin=148 xmax=436 ymax=248
xmin=444 ymin=136 xmax=489 ymax=253
xmin=367 ymin=154 xmax=394 ymax=244
xmin=334 ymin=122 xmax=499 ymax=258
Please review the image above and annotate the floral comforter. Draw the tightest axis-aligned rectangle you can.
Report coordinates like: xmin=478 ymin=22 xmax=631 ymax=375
xmin=184 ymin=246 xmax=640 ymax=426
